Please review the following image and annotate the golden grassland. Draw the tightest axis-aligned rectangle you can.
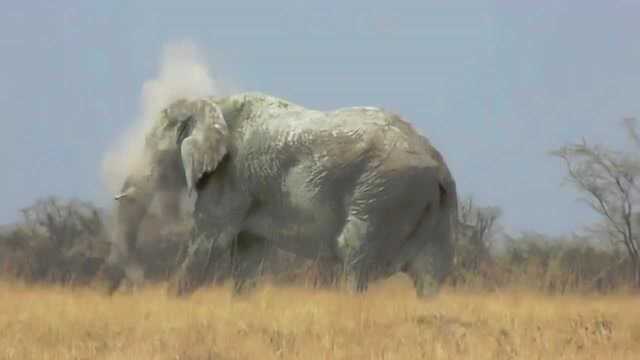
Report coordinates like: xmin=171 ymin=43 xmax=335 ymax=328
xmin=0 ymin=277 xmax=639 ymax=360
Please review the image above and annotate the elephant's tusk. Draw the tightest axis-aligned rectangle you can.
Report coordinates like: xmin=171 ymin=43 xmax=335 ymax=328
xmin=114 ymin=186 xmax=137 ymax=201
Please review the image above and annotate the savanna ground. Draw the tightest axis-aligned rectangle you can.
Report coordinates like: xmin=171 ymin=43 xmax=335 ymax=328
xmin=1 ymin=276 xmax=639 ymax=360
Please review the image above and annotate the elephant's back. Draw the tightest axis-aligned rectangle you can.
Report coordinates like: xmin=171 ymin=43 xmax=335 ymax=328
xmin=233 ymin=92 xmax=427 ymax=145
xmin=235 ymin=93 xmax=444 ymax=176
xmin=326 ymin=107 xmax=442 ymax=170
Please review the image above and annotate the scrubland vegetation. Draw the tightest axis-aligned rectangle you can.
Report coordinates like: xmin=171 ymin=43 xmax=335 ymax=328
xmin=1 ymin=279 xmax=639 ymax=360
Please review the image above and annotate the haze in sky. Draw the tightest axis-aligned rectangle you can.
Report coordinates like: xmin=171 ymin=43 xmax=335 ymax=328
xmin=1 ymin=1 xmax=639 ymax=235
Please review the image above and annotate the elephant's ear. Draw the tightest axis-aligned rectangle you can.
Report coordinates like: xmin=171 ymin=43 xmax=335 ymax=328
xmin=179 ymin=99 xmax=228 ymax=194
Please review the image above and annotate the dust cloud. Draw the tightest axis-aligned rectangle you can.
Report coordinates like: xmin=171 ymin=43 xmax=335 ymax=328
xmin=101 ymin=40 xmax=228 ymax=195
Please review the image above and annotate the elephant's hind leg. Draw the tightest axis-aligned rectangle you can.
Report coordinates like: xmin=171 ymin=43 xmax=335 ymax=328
xmin=404 ymin=259 xmax=440 ymax=299
xmin=402 ymin=207 xmax=454 ymax=298
xmin=335 ymin=172 xmax=432 ymax=294
xmin=231 ymin=232 xmax=268 ymax=296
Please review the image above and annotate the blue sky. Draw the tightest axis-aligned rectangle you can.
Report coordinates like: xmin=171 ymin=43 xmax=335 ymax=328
xmin=1 ymin=1 xmax=639 ymax=235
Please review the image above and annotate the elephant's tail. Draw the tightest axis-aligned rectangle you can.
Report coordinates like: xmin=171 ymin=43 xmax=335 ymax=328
xmin=438 ymin=170 xmax=458 ymax=244
xmin=420 ymin=136 xmax=458 ymax=245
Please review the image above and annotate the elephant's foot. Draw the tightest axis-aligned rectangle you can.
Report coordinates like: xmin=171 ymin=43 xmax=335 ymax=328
xmin=338 ymin=261 xmax=370 ymax=295
xmin=167 ymin=277 xmax=195 ymax=298
xmin=167 ymin=267 xmax=204 ymax=298
xmin=167 ymin=256 xmax=212 ymax=298
xmin=411 ymin=273 xmax=440 ymax=299
xmin=97 ymin=264 xmax=125 ymax=296
xmin=231 ymin=278 xmax=258 ymax=297
xmin=354 ymin=266 xmax=370 ymax=294
xmin=311 ymin=258 xmax=342 ymax=289
xmin=403 ymin=251 xmax=446 ymax=299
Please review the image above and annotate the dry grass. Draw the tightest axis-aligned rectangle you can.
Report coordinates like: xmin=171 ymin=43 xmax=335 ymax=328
xmin=0 ymin=277 xmax=639 ymax=360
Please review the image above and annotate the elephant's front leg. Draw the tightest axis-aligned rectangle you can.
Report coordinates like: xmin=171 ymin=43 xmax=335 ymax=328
xmin=313 ymin=257 xmax=342 ymax=288
xmin=168 ymin=181 xmax=251 ymax=297
xmin=336 ymin=214 xmax=374 ymax=293
xmin=169 ymin=224 xmax=238 ymax=297
xmin=230 ymin=232 xmax=268 ymax=295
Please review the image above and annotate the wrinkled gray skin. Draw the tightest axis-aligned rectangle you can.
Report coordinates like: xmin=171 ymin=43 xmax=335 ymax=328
xmin=103 ymin=92 xmax=457 ymax=297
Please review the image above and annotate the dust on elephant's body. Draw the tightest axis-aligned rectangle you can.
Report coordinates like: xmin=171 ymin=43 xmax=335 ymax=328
xmin=104 ymin=92 xmax=457 ymax=297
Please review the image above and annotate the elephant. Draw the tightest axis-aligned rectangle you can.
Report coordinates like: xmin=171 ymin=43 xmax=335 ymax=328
xmin=102 ymin=92 xmax=457 ymax=298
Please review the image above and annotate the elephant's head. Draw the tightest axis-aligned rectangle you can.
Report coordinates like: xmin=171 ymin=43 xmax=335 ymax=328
xmin=102 ymin=98 xmax=229 ymax=293
xmin=119 ymin=98 xmax=229 ymax=199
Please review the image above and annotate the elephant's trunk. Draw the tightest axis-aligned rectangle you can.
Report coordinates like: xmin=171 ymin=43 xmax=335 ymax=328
xmin=101 ymin=173 xmax=155 ymax=294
